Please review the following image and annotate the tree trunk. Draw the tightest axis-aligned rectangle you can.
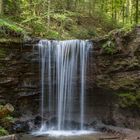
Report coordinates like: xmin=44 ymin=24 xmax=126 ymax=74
xmin=66 ymin=0 xmax=71 ymax=10
xmin=0 ymin=0 xmax=3 ymax=15
xmin=135 ymin=0 xmax=139 ymax=24
xmin=122 ymin=4 xmax=125 ymax=24
xmin=48 ymin=0 xmax=51 ymax=30
xmin=111 ymin=0 xmax=114 ymax=20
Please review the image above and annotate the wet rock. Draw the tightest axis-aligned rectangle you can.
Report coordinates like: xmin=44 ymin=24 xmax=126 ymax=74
xmin=88 ymin=121 xmax=98 ymax=128
xmin=34 ymin=116 xmax=42 ymax=126
xmin=23 ymin=37 xmax=40 ymax=45
xmin=11 ymin=120 xmax=34 ymax=133
xmin=11 ymin=121 xmax=29 ymax=133
xmin=0 ymin=134 xmax=18 ymax=140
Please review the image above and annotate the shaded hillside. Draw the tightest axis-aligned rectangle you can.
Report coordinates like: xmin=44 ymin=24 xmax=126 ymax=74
xmin=0 ymin=13 xmax=121 ymax=40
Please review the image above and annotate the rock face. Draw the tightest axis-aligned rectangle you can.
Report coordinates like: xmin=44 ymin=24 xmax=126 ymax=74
xmin=0 ymin=39 xmax=40 ymax=116
xmin=87 ymin=26 xmax=140 ymax=129
xmin=0 ymin=27 xmax=140 ymax=130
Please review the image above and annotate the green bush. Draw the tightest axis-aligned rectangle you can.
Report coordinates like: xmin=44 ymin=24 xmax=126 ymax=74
xmin=70 ymin=26 xmax=89 ymax=39
xmin=102 ymin=40 xmax=116 ymax=54
xmin=0 ymin=19 xmax=24 ymax=33
xmin=46 ymin=30 xmax=60 ymax=39
xmin=0 ymin=127 xmax=8 ymax=136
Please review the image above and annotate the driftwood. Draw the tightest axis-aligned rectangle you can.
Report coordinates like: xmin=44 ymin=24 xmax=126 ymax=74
xmin=0 ymin=104 xmax=14 ymax=118
xmin=99 ymin=136 xmax=120 ymax=140
xmin=0 ymin=134 xmax=18 ymax=140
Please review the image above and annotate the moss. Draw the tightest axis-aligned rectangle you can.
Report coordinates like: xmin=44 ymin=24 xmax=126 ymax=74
xmin=0 ymin=49 xmax=6 ymax=58
xmin=117 ymin=77 xmax=136 ymax=87
xmin=0 ymin=38 xmax=22 ymax=43
xmin=110 ymin=73 xmax=139 ymax=90
xmin=118 ymin=92 xmax=140 ymax=109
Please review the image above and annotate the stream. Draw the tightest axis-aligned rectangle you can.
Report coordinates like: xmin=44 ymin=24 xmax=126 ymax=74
xmin=20 ymin=133 xmax=121 ymax=140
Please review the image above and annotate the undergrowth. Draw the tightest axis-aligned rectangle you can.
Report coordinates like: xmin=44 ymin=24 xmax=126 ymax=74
xmin=0 ymin=127 xmax=8 ymax=136
xmin=0 ymin=10 xmax=122 ymax=39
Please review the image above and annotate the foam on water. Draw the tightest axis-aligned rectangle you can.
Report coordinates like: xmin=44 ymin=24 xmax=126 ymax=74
xmin=32 ymin=130 xmax=95 ymax=137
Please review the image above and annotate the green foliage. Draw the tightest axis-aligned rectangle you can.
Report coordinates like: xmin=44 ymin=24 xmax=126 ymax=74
xmin=1 ymin=115 xmax=15 ymax=129
xmin=70 ymin=26 xmax=90 ymax=39
xmin=2 ymin=115 xmax=15 ymax=123
xmin=46 ymin=30 xmax=60 ymax=39
xmin=121 ymin=24 xmax=135 ymax=34
xmin=1 ymin=0 xmax=139 ymax=39
xmin=118 ymin=92 xmax=140 ymax=109
xmin=0 ymin=127 xmax=8 ymax=136
xmin=0 ymin=104 xmax=15 ymax=135
xmin=0 ymin=105 xmax=4 ymax=109
xmin=0 ymin=19 xmax=24 ymax=33
xmin=53 ymin=13 xmax=69 ymax=22
xmin=102 ymin=40 xmax=116 ymax=54
xmin=21 ymin=13 xmax=46 ymax=34
xmin=0 ymin=18 xmax=26 ymax=38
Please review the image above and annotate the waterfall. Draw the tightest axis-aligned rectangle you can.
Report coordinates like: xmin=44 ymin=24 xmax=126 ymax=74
xmin=38 ymin=40 xmax=92 ymax=133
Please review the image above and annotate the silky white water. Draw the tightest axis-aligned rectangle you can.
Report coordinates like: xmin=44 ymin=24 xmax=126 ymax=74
xmin=32 ymin=130 xmax=94 ymax=137
xmin=36 ymin=40 xmax=92 ymax=136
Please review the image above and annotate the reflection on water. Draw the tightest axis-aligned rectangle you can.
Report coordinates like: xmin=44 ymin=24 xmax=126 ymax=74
xmin=20 ymin=133 xmax=118 ymax=140
xmin=21 ymin=134 xmax=97 ymax=140
xmin=48 ymin=135 xmax=99 ymax=140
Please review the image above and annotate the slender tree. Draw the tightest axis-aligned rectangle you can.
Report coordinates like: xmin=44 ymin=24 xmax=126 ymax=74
xmin=135 ymin=0 xmax=139 ymax=23
xmin=0 ymin=0 xmax=3 ymax=15
xmin=48 ymin=0 xmax=51 ymax=30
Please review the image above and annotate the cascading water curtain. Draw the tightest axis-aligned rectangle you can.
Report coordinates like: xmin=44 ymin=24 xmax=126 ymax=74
xmin=38 ymin=40 xmax=92 ymax=131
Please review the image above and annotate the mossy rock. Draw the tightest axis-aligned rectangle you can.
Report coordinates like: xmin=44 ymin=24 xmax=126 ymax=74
xmin=0 ymin=48 xmax=6 ymax=58
xmin=118 ymin=91 xmax=140 ymax=110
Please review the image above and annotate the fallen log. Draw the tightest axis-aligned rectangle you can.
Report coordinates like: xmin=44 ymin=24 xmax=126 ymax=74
xmin=99 ymin=136 xmax=120 ymax=140
xmin=0 ymin=104 xmax=14 ymax=118
xmin=0 ymin=134 xmax=18 ymax=140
